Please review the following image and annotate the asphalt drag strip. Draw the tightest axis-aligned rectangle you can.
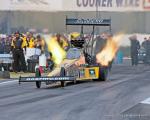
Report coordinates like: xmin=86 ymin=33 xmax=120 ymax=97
xmin=1 ymin=63 xmax=150 ymax=120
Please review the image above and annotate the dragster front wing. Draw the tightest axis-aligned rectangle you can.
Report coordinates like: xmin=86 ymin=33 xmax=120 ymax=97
xmin=19 ymin=76 xmax=76 ymax=83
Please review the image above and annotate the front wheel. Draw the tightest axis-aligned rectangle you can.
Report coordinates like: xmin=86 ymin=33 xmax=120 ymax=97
xmin=36 ymin=81 xmax=41 ymax=88
xmin=35 ymin=68 xmax=41 ymax=88
xmin=60 ymin=67 xmax=66 ymax=87
xmin=61 ymin=81 xmax=65 ymax=87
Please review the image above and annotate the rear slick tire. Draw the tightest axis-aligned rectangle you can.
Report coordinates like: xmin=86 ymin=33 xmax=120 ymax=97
xmin=99 ymin=67 xmax=108 ymax=81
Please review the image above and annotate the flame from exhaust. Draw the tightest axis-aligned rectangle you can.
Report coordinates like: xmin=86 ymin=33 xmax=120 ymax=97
xmin=45 ymin=36 xmax=66 ymax=65
xmin=96 ymin=34 xmax=124 ymax=66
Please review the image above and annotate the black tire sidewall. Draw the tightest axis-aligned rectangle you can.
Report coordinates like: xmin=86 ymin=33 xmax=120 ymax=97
xmin=35 ymin=68 xmax=41 ymax=88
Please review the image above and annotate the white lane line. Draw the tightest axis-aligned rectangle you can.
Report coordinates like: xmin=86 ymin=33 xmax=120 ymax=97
xmin=0 ymin=80 xmax=18 ymax=86
xmin=141 ymin=97 xmax=150 ymax=104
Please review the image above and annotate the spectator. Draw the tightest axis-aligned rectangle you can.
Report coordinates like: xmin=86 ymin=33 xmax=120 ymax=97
xmin=26 ymin=32 xmax=35 ymax=48
xmin=142 ymin=37 xmax=147 ymax=49
xmin=56 ymin=33 xmax=69 ymax=51
xmin=4 ymin=35 xmax=12 ymax=54
xmin=0 ymin=37 xmax=5 ymax=54
xmin=129 ymin=35 xmax=140 ymax=66
xmin=46 ymin=52 xmax=54 ymax=71
xmin=35 ymin=34 xmax=45 ymax=53
xmin=11 ymin=31 xmax=27 ymax=72
xmin=142 ymin=37 xmax=150 ymax=64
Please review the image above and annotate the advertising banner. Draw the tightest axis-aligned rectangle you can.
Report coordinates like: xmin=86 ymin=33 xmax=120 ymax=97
xmin=0 ymin=0 xmax=150 ymax=12
xmin=63 ymin=0 xmax=143 ymax=11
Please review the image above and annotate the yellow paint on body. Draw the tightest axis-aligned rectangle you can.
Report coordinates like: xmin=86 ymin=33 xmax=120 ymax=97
xmin=77 ymin=66 xmax=99 ymax=80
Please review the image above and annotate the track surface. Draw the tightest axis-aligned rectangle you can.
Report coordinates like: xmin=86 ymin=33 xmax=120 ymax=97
xmin=0 ymin=61 xmax=150 ymax=120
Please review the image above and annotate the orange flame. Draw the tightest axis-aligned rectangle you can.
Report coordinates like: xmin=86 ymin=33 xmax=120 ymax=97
xmin=45 ymin=36 xmax=66 ymax=65
xmin=96 ymin=34 xmax=124 ymax=66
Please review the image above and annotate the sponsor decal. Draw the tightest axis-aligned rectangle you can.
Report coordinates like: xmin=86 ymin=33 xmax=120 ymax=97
xmin=76 ymin=19 xmax=104 ymax=24
xmin=66 ymin=18 xmax=111 ymax=25
xmin=25 ymin=77 xmax=73 ymax=81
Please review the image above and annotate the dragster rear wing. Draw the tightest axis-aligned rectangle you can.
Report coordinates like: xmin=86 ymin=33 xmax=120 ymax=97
xmin=19 ymin=76 xmax=76 ymax=83
xmin=66 ymin=18 xmax=111 ymax=26
xmin=65 ymin=18 xmax=111 ymax=37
